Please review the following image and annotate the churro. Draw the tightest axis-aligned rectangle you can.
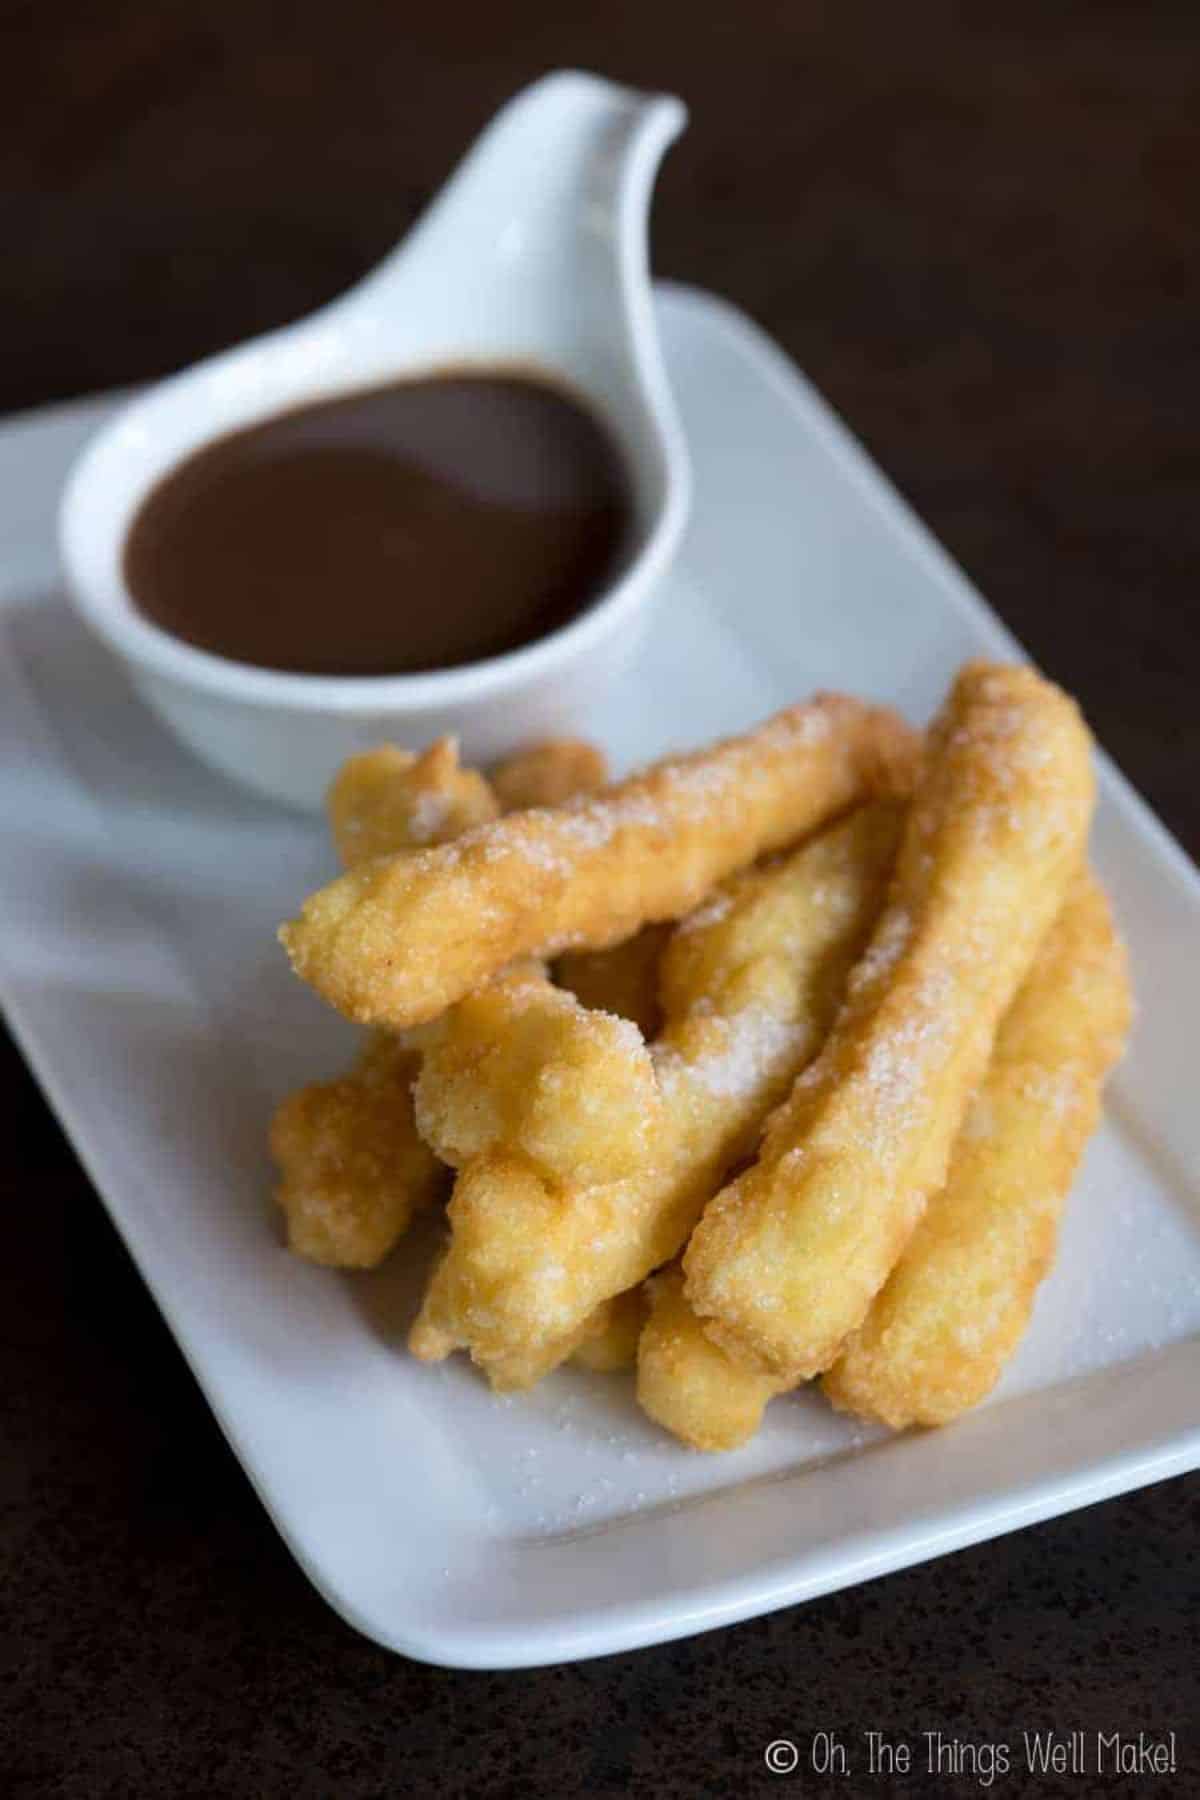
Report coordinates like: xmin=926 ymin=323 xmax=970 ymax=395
xmin=269 ymin=663 xmax=1130 ymax=1466
xmin=573 ymin=1286 xmax=648 ymax=1373
xmin=489 ymin=738 xmax=608 ymax=811
xmin=825 ymin=871 xmax=1131 ymax=1427
xmin=638 ymin=874 xmax=1128 ymax=1448
xmin=683 ymin=662 xmax=1096 ymax=1384
xmin=637 ymin=1267 xmax=783 ymax=1450
xmin=270 ymin=1033 xmax=442 ymax=1267
xmin=413 ymin=964 xmax=667 ymax=1189
xmin=328 ymin=738 xmax=499 ymax=867
xmin=273 ymin=735 xmax=606 ymax=1268
xmin=280 ymin=695 xmax=919 ymax=1029
xmin=409 ymin=800 xmax=906 ymax=1388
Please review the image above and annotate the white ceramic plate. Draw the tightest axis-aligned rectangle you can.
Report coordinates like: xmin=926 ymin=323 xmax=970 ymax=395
xmin=3 ymin=284 xmax=1199 ymax=1670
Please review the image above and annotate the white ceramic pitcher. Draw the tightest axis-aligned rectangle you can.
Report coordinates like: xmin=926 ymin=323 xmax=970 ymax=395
xmin=59 ymin=71 xmax=691 ymax=810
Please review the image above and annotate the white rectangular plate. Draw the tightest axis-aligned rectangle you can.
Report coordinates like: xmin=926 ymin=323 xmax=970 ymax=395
xmin=3 ymin=283 xmax=1199 ymax=1669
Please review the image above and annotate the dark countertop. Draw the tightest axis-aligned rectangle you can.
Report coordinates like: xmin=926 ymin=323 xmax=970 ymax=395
xmin=4 ymin=5 xmax=1198 ymax=1795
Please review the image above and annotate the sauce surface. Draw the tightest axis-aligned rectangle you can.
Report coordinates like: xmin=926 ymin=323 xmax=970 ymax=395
xmin=124 ymin=372 xmax=632 ymax=675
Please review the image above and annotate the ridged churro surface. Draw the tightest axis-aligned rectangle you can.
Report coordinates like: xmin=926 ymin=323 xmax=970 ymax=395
xmin=280 ymin=696 xmax=919 ymax=1029
xmin=683 ymin=662 xmax=1096 ymax=1383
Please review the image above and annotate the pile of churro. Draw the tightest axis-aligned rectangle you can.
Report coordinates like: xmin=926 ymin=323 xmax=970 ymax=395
xmin=273 ymin=662 xmax=1131 ymax=1450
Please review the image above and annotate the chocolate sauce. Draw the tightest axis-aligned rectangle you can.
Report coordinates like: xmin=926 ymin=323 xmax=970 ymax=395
xmin=124 ymin=372 xmax=632 ymax=675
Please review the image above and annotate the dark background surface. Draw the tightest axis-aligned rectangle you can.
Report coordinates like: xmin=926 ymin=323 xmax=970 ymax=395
xmin=3 ymin=4 xmax=1198 ymax=1796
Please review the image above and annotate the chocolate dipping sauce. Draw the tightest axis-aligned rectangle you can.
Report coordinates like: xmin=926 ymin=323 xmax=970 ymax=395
xmin=123 ymin=372 xmax=632 ymax=676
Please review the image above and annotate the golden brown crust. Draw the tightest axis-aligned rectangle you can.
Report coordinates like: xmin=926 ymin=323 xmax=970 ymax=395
xmin=328 ymin=738 xmax=499 ymax=868
xmin=412 ymin=965 xmax=667 ymax=1188
xmin=572 ymin=1286 xmax=649 ymax=1373
xmin=637 ymin=1267 xmax=784 ymax=1450
xmin=273 ymin=735 xmax=609 ymax=1271
xmin=489 ymin=739 xmax=609 ymax=811
xmin=640 ymin=871 xmax=1129 ymax=1448
xmin=409 ymin=800 xmax=906 ymax=1387
xmin=280 ymin=696 xmax=921 ymax=1029
xmin=683 ymin=662 xmax=1097 ymax=1384
xmin=270 ymin=666 xmax=1131 ymax=1457
xmin=824 ymin=871 xmax=1131 ymax=1427
xmin=270 ymin=1034 xmax=443 ymax=1267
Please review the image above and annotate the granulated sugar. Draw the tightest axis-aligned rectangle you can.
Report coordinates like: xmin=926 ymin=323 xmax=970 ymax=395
xmin=657 ymin=1008 xmax=803 ymax=1100
xmin=850 ymin=906 xmax=912 ymax=994
xmin=676 ymin=887 xmax=735 ymax=935
xmin=409 ymin=1098 xmax=1200 ymax=1543
xmin=407 ymin=788 xmax=452 ymax=843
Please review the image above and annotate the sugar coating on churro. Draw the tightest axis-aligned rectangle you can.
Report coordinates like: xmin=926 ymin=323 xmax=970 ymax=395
xmin=328 ymin=738 xmax=500 ymax=868
xmin=271 ymin=1033 xmax=443 ymax=1267
xmin=640 ymin=871 xmax=1129 ymax=1450
xmin=273 ymin=735 xmax=606 ymax=1270
xmin=413 ymin=965 xmax=667 ymax=1188
xmin=280 ymin=695 xmax=920 ymax=1029
xmin=409 ymin=800 xmax=906 ymax=1389
xmin=683 ymin=661 xmax=1097 ymax=1384
xmin=824 ymin=871 xmax=1131 ymax=1427
xmin=269 ymin=665 xmax=1132 ymax=1458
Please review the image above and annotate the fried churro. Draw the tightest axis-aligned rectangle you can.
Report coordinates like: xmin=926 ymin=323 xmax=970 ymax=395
xmin=328 ymin=739 xmax=499 ymax=867
xmin=489 ymin=738 xmax=609 ymax=811
xmin=683 ymin=662 xmax=1096 ymax=1385
xmin=409 ymin=799 xmax=907 ymax=1388
xmin=273 ymin=735 xmax=606 ymax=1268
xmin=271 ymin=662 xmax=1129 ymax=1467
xmin=270 ymin=1033 xmax=441 ymax=1267
xmin=280 ymin=696 xmax=919 ymax=1029
xmin=573 ymin=1286 xmax=649 ymax=1374
xmin=638 ymin=873 xmax=1128 ymax=1449
xmin=637 ymin=1266 xmax=783 ymax=1450
xmin=825 ymin=871 xmax=1131 ymax=1427
xmin=413 ymin=964 xmax=667 ymax=1189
